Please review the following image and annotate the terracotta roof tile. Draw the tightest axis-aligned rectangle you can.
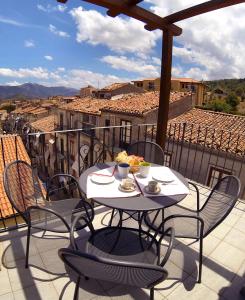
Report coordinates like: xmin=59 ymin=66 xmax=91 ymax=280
xmin=101 ymin=91 xmax=191 ymax=116
xmin=30 ymin=115 xmax=56 ymax=132
xmin=151 ymin=108 xmax=245 ymax=156
xmin=100 ymin=82 xmax=129 ymax=91
xmin=0 ymin=135 xmax=31 ymax=218
xmin=59 ymin=97 xmax=112 ymax=115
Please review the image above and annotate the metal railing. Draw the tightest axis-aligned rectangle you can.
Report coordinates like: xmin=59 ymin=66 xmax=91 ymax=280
xmin=0 ymin=123 xmax=244 ymax=232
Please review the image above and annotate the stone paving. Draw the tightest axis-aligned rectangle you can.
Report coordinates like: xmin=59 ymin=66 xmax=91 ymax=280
xmin=0 ymin=184 xmax=245 ymax=300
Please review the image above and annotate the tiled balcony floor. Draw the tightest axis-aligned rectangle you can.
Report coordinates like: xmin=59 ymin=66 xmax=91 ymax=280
xmin=0 ymin=185 xmax=245 ymax=300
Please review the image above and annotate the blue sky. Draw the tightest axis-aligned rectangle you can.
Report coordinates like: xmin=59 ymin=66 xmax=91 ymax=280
xmin=0 ymin=0 xmax=244 ymax=88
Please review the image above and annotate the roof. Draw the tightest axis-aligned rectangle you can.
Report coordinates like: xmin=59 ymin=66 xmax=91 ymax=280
xmin=100 ymin=82 xmax=129 ymax=92
xmin=101 ymin=91 xmax=191 ymax=116
xmin=171 ymin=77 xmax=201 ymax=83
xmin=59 ymin=97 xmax=112 ymax=116
xmin=28 ymin=107 xmax=48 ymax=115
xmin=166 ymin=109 xmax=245 ymax=156
xmin=0 ymin=135 xmax=31 ymax=218
xmin=30 ymin=115 xmax=56 ymax=132
xmin=133 ymin=77 xmax=202 ymax=84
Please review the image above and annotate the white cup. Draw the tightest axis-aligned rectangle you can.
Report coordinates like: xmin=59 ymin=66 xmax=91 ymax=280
xmin=117 ymin=163 xmax=130 ymax=179
xmin=139 ymin=162 xmax=151 ymax=178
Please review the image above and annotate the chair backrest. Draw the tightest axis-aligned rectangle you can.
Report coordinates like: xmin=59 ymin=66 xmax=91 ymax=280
xmin=3 ymin=160 xmax=45 ymax=220
xmin=59 ymin=248 xmax=167 ymax=289
xmin=200 ymin=175 xmax=241 ymax=237
xmin=127 ymin=141 xmax=164 ymax=165
xmin=47 ymin=174 xmax=82 ymax=201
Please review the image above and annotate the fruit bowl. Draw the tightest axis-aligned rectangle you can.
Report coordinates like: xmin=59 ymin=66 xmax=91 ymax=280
xmin=115 ymin=151 xmax=144 ymax=173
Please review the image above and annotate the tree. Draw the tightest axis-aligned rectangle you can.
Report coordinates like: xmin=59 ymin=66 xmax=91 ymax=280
xmin=205 ymin=99 xmax=232 ymax=113
xmin=0 ymin=104 xmax=16 ymax=113
xmin=225 ymin=93 xmax=240 ymax=110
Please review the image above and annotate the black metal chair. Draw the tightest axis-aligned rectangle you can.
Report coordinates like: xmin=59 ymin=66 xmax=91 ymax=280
xmin=127 ymin=141 xmax=165 ymax=165
xmin=3 ymin=160 xmax=94 ymax=268
xmin=144 ymin=175 xmax=241 ymax=283
xmin=59 ymin=213 xmax=175 ymax=300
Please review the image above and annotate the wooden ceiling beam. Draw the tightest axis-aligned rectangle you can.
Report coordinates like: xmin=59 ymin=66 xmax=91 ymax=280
xmin=107 ymin=0 xmax=143 ymax=17
xmin=81 ymin=0 xmax=182 ymax=35
xmin=163 ymin=0 xmax=245 ymax=24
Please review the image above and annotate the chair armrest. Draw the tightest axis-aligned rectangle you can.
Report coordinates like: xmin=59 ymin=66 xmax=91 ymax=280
xmin=27 ymin=205 xmax=70 ymax=231
xmin=158 ymin=227 xmax=175 ymax=267
xmin=70 ymin=212 xmax=95 ymax=250
xmin=155 ymin=214 xmax=205 ymax=240
xmin=188 ymin=181 xmax=200 ymax=212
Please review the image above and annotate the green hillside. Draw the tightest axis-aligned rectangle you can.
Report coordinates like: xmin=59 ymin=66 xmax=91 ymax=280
xmin=205 ymin=78 xmax=245 ymax=99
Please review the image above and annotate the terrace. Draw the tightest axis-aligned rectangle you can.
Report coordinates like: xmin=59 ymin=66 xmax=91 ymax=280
xmin=0 ymin=122 xmax=244 ymax=299
xmin=0 ymin=183 xmax=244 ymax=300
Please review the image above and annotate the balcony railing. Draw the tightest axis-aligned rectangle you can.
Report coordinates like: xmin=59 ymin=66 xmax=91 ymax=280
xmin=0 ymin=123 xmax=244 ymax=232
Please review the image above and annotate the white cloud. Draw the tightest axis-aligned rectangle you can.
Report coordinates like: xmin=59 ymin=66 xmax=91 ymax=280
xmin=70 ymin=6 xmax=160 ymax=55
xmin=101 ymin=55 xmax=160 ymax=77
xmin=44 ymin=55 xmax=53 ymax=61
xmin=5 ymin=81 xmax=21 ymax=86
xmin=0 ymin=67 xmax=49 ymax=79
xmin=37 ymin=4 xmax=67 ymax=13
xmin=146 ymin=1 xmax=245 ymax=79
xmin=0 ymin=15 xmax=25 ymax=27
xmin=0 ymin=66 xmax=129 ymax=89
xmin=49 ymin=24 xmax=70 ymax=38
xmin=24 ymin=40 xmax=35 ymax=48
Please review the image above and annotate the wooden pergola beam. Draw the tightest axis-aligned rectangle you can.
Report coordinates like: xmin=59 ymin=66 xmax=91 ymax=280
xmin=156 ymin=30 xmax=173 ymax=148
xmin=163 ymin=0 xmax=245 ymax=24
xmin=107 ymin=0 xmax=143 ymax=17
xmin=57 ymin=0 xmax=182 ymax=35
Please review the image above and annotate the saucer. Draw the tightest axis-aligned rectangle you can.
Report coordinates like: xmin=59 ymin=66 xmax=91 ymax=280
xmin=118 ymin=184 xmax=136 ymax=193
xmin=144 ymin=185 xmax=161 ymax=195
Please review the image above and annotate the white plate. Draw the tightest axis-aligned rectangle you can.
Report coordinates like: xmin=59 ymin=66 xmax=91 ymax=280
xmin=90 ymin=174 xmax=115 ymax=185
xmin=152 ymin=171 xmax=176 ymax=183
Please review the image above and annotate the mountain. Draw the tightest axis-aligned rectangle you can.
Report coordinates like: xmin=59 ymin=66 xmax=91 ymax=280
xmin=0 ymin=83 xmax=79 ymax=100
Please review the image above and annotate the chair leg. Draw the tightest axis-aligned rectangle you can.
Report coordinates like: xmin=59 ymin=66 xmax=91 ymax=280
xmin=198 ymin=237 xmax=203 ymax=283
xmin=108 ymin=209 xmax=115 ymax=226
xmin=150 ymin=287 xmax=154 ymax=300
xmin=73 ymin=276 xmax=80 ymax=300
xmin=25 ymin=225 xmax=31 ymax=268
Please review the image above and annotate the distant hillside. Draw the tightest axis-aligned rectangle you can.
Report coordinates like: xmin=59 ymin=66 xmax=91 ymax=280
xmin=205 ymin=78 xmax=245 ymax=98
xmin=0 ymin=83 xmax=79 ymax=100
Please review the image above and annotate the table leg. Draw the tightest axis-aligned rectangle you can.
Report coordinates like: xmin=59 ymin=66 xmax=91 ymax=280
xmin=109 ymin=210 xmax=123 ymax=253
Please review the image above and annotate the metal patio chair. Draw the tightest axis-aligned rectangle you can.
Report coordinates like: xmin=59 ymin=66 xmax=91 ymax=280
xmin=144 ymin=175 xmax=241 ymax=283
xmin=59 ymin=212 xmax=175 ymax=300
xmin=3 ymin=160 xmax=94 ymax=268
xmin=127 ymin=141 xmax=165 ymax=165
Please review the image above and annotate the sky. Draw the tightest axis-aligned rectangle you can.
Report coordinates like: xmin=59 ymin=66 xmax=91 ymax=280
xmin=0 ymin=0 xmax=244 ymax=89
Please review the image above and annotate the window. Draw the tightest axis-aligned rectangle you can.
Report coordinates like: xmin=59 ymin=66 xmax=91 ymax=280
xmin=60 ymin=114 xmax=64 ymax=129
xmin=119 ymin=120 xmax=132 ymax=148
xmin=69 ymin=140 xmax=75 ymax=159
xmin=207 ymin=166 xmax=232 ymax=188
xmin=105 ymin=119 xmax=110 ymax=130
xmin=70 ymin=114 xmax=74 ymax=129
xmin=60 ymin=139 xmax=64 ymax=154
xmin=82 ymin=114 xmax=89 ymax=123
xmin=91 ymin=115 xmax=97 ymax=125
xmin=148 ymin=82 xmax=155 ymax=90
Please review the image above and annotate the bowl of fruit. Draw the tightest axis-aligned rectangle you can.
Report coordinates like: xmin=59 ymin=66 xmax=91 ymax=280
xmin=115 ymin=151 xmax=144 ymax=173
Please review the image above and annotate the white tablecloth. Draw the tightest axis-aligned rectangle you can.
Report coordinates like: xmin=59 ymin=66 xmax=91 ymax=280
xmin=135 ymin=166 xmax=190 ymax=197
xmin=86 ymin=166 xmax=189 ymax=199
xmin=86 ymin=166 xmax=141 ymax=199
